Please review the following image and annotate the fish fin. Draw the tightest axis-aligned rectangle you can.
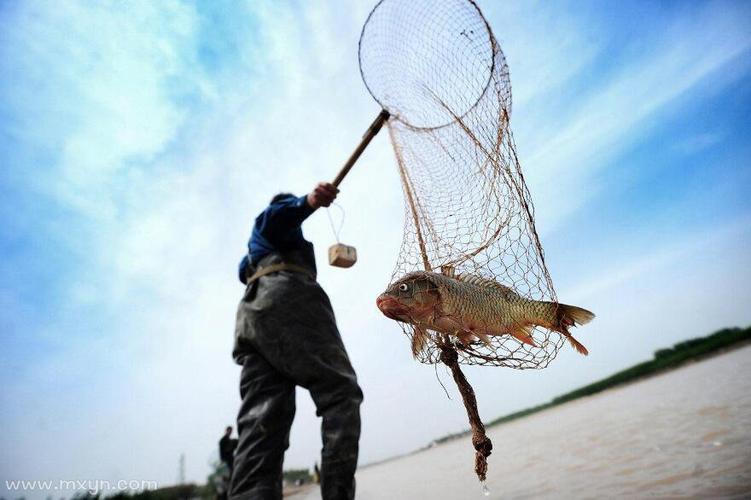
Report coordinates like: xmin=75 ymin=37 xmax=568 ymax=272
xmin=440 ymin=265 xmax=456 ymax=278
xmin=509 ymin=324 xmax=538 ymax=347
xmin=558 ymin=304 xmax=595 ymax=326
xmin=563 ymin=330 xmax=589 ymax=355
xmin=454 ymin=331 xmax=473 ymax=345
xmin=456 ymin=274 xmax=516 ymax=294
xmin=558 ymin=325 xmax=589 ymax=355
xmin=474 ymin=331 xmax=493 ymax=348
xmin=456 ymin=330 xmax=492 ymax=348
xmin=411 ymin=326 xmax=429 ymax=357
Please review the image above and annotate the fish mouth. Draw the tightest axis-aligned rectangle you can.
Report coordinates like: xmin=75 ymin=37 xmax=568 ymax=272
xmin=376 ymin=295 xmax=410 ymax=321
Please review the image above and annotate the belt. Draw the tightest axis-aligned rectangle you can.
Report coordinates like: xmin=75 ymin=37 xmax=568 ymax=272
xmin=246 ymin=262 xmax=313 ymax=284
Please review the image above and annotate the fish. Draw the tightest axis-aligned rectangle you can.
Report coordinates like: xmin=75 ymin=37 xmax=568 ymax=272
xmin=375 ymin=271 xmax=594 ymax=357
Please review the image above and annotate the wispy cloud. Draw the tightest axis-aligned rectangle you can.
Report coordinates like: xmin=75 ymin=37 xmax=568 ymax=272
xmin=672 ymin=131 xmax=725 ymax=156
xmin=514 ymin=0 xmax=751 ymax=229
xmin=1 ymin=1 xmax=210 ymax=218
xmin=563 ymin=213 xmax=751 ymax=304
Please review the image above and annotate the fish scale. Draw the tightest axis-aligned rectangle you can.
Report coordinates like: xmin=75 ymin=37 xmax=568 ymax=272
xmin=431 ymin=272 xmax=553 ymax=333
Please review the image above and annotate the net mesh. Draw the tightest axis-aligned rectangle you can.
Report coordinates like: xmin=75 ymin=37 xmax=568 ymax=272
xmin=360 ymin=0 xmax=564 ymax=369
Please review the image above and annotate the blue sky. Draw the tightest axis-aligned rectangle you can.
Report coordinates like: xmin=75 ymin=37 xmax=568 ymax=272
xmin=1 ymin=0 xmax=750 ymax=495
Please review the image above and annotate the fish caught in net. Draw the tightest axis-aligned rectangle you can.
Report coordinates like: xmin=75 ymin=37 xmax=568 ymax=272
xmin=354 ymin=0 xmax=595 ymax=483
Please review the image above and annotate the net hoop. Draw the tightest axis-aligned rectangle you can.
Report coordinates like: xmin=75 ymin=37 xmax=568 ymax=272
xmin=358 ymin=0 xmax=508 ymax=131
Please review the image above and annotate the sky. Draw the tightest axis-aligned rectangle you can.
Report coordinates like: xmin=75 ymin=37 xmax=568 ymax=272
xmin=1 ymin=0 xmax=750 ymax=496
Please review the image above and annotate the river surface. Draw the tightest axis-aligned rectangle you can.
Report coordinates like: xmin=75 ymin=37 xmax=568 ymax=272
xmin=293 ymin=345 xmax=751 ymax=499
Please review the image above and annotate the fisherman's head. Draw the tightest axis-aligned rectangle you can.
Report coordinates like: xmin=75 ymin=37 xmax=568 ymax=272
xmin=225 ymin=426 xmax=232 ymax=436
xmin=270 ymin=192 xmax=296 ymax=204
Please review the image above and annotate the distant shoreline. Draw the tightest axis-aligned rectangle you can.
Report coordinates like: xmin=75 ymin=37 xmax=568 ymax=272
xmin=363 ymin=325 xmax=751 ymax=467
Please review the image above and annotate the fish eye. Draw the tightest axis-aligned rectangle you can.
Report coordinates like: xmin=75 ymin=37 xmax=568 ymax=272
xmin=398 ymin=283 xmax=409 ymax=292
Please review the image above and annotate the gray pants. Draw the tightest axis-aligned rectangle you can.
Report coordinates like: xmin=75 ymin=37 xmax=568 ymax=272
xmin=229 ymin=265 xmax=363 ymax=500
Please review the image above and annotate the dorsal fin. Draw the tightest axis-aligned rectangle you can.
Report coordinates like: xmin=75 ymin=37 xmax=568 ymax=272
xmin=456 ymin=273 xmax=516 ymax=294
xmin=440 ymin=265 xmax=456 ymax=278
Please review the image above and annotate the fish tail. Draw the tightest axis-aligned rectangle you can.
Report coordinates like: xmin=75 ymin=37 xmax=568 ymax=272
xmin=558 ymin=303 xmax=595 ymax=327
xmin=555 ymin=303 xmax=594 ymax=356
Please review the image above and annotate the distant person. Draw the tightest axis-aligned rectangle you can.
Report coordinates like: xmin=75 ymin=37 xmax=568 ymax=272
xmin=229 ymin=182 xmax=363 ymax=500
xmin=313 ymin=462 xmax=321 ymax=484
xmin=219 ymin=426 xmax=238 ymax=472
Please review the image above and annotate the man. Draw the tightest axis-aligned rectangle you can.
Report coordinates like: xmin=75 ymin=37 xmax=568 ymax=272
xmin=219 ymin=426 xmax=238 ymax=472
xmin=229 ymin=182 xmax=363 ymax=500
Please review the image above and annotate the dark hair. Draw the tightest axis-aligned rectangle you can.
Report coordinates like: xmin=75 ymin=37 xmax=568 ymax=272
xmin=270 ymin=192 xmax=295 ymax=204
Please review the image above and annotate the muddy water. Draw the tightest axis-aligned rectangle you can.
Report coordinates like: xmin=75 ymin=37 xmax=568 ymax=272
xmin=294 ymin=345 xmax=751 ymax=499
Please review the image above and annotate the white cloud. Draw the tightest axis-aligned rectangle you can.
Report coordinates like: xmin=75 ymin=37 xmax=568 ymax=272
xmin=1 ymin=0 xmax=207 ymax=218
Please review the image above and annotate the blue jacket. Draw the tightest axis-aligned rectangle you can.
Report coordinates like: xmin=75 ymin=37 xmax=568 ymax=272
xmin=238 ymin=194 xmax=315 ymax=283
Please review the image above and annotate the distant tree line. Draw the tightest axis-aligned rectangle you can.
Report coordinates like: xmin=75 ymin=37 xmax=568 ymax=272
xmin=281 ymin=469 xmax=313 ymax=485
xmin=69 ymin=484 xmax=211 ymax=500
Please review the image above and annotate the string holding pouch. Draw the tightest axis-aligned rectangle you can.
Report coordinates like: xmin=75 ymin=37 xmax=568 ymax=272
xmin=326 ymin=202 xmax=357 ymax=268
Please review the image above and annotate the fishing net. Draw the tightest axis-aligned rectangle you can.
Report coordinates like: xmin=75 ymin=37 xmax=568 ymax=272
xmin=359 ymin=0 xmax=564 ymax=483
xmin=360 ymin=0 xmax=563 ymax=368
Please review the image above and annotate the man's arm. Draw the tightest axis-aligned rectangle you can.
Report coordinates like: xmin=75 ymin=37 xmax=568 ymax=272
xmin=259 ymin=182 xmax=338 ymax=242
xmin=262 ymin=195 xmax=313 ymax=235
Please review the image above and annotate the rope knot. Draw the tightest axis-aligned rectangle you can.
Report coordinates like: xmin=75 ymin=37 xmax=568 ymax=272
xmin=439 ymin=345 xmax=459 ymax=365
xmin=473 ymin=435 xmax=493 ymax=456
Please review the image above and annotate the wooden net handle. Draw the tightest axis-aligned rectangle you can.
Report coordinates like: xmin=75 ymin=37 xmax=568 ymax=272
xmin=332 ymin=109 xmax=390 ymax=187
